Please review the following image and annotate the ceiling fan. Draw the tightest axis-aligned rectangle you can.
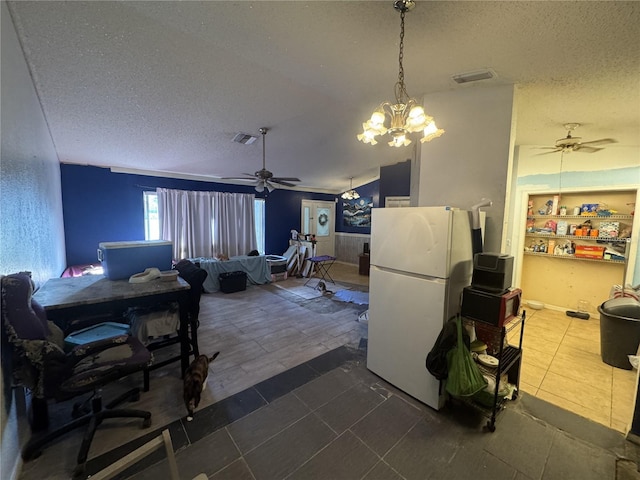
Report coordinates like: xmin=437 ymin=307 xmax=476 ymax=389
xmin=537 ymin=123 xmax=617 ymax=154
xmin=223 ymin=127 xmax=300 ymax=192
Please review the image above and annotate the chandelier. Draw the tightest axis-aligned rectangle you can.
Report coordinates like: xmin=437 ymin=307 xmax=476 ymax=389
xmin=357 ymin=0 xmax=444 ymax=147
xmin=341 ymin=177 xmax=360 ymax=200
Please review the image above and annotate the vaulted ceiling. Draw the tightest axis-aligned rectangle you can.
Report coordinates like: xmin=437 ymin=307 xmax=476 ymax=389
xmin=6 ymin=1 xmax=640 ymax=193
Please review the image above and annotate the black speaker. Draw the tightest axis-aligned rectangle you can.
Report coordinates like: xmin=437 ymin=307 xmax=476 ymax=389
xmin=471 ymin=253 xmax=513 ymax=294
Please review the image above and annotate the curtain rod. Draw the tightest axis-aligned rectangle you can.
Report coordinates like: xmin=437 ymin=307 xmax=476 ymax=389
xmin=135 ymin=184 xmax=158 ymax=190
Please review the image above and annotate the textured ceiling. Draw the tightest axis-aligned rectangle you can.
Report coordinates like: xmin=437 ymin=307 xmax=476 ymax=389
xmin=6 ymin=1 xmax=640 ymax=193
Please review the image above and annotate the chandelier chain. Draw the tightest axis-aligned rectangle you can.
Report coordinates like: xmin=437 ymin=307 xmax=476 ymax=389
xmin=395 ymin=10 xmax=408 ymax=104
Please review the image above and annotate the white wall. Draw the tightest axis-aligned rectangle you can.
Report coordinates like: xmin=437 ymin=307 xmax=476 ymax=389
xmin=1 ymin=3 xmax=67 ymax=478
xmin=414 ymin=84 xmax=516 ymax=253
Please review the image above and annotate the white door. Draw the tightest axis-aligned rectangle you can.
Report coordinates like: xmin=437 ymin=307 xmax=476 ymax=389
xmin=301 ymin=200 xmax=335 ymax=257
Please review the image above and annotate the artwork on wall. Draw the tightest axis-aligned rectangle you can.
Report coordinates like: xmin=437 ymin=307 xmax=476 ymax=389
xmin=343 ymin=197 xmax=373 ymax=228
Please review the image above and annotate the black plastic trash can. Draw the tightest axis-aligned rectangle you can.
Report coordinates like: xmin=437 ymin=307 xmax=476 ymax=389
xmin=598 ymin=297 xmax=640 ymax=369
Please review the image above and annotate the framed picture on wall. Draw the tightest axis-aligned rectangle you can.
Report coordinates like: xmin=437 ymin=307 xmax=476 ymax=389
xmin=343 ymin=197 xmax=373 ymax=227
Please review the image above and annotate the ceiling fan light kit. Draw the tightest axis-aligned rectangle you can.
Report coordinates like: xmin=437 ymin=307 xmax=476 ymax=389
xmin=223 ymin=127 xmax=300 ymax=192
xmin=357 ymin=0 xmax=444 ymax=148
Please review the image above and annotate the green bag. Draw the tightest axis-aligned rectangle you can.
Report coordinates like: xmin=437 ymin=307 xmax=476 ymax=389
xmin=445 ymin=315 xmax=487 ymax=398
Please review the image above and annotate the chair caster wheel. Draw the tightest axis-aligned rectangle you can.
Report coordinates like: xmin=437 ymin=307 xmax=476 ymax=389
xmin=131 ymin=392 xmax=140 ymax=402
xmin=143 ymin=417 xmax=152 ymax=428
xmin=486 ymin=422 xmax=496 ymax=432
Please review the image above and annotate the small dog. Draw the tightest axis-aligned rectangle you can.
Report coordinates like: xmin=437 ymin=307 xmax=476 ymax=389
xmin=183 ymin=352 xmax=220 ymax=421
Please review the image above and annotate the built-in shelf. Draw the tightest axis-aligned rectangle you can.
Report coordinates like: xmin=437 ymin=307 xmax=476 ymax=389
xmin=523 ymin=251 xmax=626 ymax=264
xmin=527 ymin=214 xmax=633 ymax=220
xmin=524 ymin=233 xmax=630 ymax=244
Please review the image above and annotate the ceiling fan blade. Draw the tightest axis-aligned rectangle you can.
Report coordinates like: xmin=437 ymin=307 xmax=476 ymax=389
xmin=575 ymin=145 xmax=603 ymax=153
xmin=579 ymin=138 xmax=617 ymax=146
xmin=271 ymin=177 xmax=300 ymax=182
xmin=535 ymin=148 xmax=562 ymax=156
xmin=270 ymin=179 xmax=298 ymax=187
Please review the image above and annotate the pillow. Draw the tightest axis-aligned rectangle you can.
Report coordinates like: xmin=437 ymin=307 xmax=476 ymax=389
xmin=1 ymin=273 xmax=48 ymax=340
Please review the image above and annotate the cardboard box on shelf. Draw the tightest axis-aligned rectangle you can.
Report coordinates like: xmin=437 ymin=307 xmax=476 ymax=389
xmin=574 ymin=245 xmax=605 ymax=259
xmin=599 ymin=221 xmax=620 ymax=238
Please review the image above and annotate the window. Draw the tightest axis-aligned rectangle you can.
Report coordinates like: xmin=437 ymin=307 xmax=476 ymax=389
xmin=254 ymin=198 xmax=265 ymax=254
xmin=143 ymin=191 xmax=160 ymax=240
xmin=143 ymin=193 xmax=265 ymax=253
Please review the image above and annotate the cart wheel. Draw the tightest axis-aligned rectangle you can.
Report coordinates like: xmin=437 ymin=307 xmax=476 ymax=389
xmin=486 ymin=421 xmax=496 ymax=433
xmin=512 ymin=392 xmax=519 ymax=400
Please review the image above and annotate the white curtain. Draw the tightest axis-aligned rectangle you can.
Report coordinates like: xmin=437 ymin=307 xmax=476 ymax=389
xmin=212 ymin=192 xmax=256 ymax=258
xmin=157 ymin=188 xmax=256 ymax=259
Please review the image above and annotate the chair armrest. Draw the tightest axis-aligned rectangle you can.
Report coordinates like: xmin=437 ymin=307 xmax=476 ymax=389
xmin=68 ymin=334 xmax=130 ymax=358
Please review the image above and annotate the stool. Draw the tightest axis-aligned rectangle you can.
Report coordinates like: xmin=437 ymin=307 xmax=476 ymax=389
xmin=304 ymin=255 xmax=336 ymax=286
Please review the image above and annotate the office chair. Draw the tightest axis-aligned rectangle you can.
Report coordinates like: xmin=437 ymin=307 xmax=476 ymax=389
xmin=1 ymin=273 xmax=153 ymax=478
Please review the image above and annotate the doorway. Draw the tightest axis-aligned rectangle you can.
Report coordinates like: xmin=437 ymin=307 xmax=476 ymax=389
xmin=301 ymin=200 xmax=336 ymax=257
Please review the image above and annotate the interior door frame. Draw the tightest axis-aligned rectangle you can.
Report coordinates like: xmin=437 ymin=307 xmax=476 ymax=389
xmin=301 ymin=199 xmax=336 ymax=257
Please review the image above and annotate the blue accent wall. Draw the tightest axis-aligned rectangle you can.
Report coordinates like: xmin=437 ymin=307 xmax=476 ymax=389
xmin=61 ymin=164 xmax=334 ymax=266
xmin=335 ymin=179 xmax=380 ymax=235
xmin=379 ymin=159 xmax=411 ymax=203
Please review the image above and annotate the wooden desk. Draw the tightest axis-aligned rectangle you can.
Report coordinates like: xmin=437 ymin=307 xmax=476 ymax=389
xmin=33 ymin=275 xmax=192 ymax=384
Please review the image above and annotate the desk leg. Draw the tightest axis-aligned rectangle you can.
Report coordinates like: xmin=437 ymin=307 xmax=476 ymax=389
xmin=178 ymin=295 xmax=190 ymax=376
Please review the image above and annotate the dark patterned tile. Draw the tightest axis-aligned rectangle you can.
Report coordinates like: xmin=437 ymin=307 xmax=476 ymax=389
xmin=175 ymin=428 xmax=240 ymax=479
xmin=243 ymin=413 xmax=336 ymax=480
xmin=293 ymin=367 xmax=358 ymax=410
xmin=384 ymin=417 xmax=462 ymax=480
xmin=306 ymin=345 xmax=361 ymax=374
xmin=227 ymin=394 xmax=310 ymax=454
xmin=254 ymin=363 xmax=320 ymax=403
xmin=484 ymin=408 xmax=555 ymax=480
xmin=182 ymin=387 xmax=266 ymax=443
xmin=287 ymin=431 xmax=379 ymax=480
xmin=208 ymin=458 xmax=255 ymax=480
xmin=362 ymin=461 xmax=405 ymax=480
xmin=435 ymin=442 xmax=517 ymax=480
xmin=542 ymin=430 xmax=616 ymax=480
xmin=351 ymin=395 xmax=425 ymax=456
xmin=315 ymin=382 xmax=385 ymax=434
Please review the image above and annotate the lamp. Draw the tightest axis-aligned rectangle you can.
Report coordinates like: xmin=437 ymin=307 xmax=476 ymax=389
xmin=357 ymin=0 xmax=444 ymax=147
xmin=341 ymin=177 xmax=360 ymax=200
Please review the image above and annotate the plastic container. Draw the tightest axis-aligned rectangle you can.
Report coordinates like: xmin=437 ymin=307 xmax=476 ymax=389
xmin=598 ymin=298 xmax=640 ymax=369
xmin=97 ymin=240 xmax=173 ymax=280
xmin=219 ymin=271 xmax=247 ymax=293
xmin=64 ymin=322 xmax=130 ymax=350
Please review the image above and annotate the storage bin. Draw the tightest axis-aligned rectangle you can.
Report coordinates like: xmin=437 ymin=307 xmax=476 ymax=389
xmin=64 ymin=322 xmax=130 ymax=350
xmin=599 ymin=298 xmax=640 ymax=369
xmin=219 ymin=271 xmax=247 ymax=293
xmin=98 ymin=240 xmax=173 ymax=280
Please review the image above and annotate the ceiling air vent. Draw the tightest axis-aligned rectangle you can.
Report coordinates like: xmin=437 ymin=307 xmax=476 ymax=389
xmin=452 ymin=69 xmax=496 ymax=84
xmin=232 ymin=132 xmax=258 ymax=145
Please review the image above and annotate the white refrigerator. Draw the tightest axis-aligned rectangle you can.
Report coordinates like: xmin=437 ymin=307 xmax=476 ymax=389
xmin=366 ymin=206 xmax=475 ymax=410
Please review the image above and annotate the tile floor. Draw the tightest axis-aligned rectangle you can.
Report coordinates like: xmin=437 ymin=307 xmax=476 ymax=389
xmin=511 ymin=308 xmax=638 ymax=433
xmin=14 ymin=262 xmax=640 ymax=479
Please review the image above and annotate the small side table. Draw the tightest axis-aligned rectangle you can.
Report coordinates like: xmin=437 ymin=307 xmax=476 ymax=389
xmin=359 ymin=254 xmax=370 ymax=276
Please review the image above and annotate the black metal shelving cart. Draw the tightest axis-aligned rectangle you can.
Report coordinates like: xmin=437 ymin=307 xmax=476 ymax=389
xmin=460 ymin=310 xmax=526 ymax=432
